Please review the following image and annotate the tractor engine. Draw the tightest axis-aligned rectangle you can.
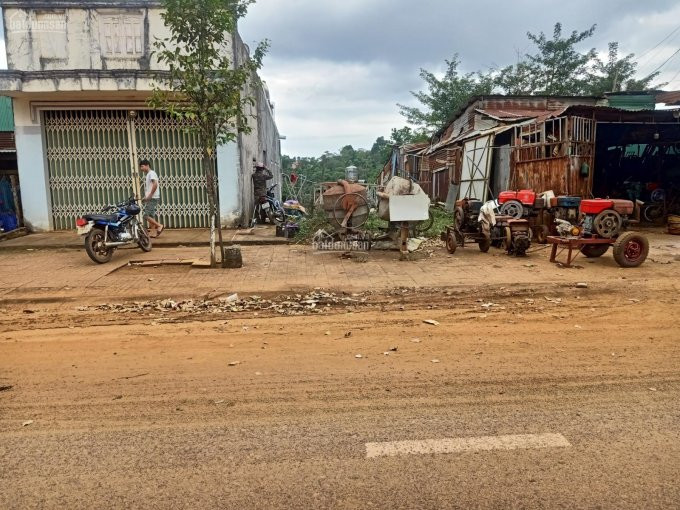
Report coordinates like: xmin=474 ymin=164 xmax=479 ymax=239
xmin=550 ymin=196 xmax=581 ymax=223
xmin=504 ymin=219 xmax=531 ymax=256
xmin=498 ymin=190 xmax=546 ymax=219
xmin=455 ymin=198 xmax=484 ymax=232
xmin=580 ymin=199 xmax=633 ymax=238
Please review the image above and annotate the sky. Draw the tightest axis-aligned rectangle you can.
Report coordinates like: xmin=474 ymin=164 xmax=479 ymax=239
xmin=238 ymin=0 xmax=680 ymax=156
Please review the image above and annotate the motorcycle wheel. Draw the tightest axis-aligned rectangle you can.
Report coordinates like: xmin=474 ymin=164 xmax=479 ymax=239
xmin=138 ymin=227 xmax=152 ymax=252
xmin=85 ymin=228 xmax=114 ymax=264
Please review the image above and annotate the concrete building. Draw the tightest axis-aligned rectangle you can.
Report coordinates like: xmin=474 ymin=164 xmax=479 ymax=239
xmin=0 ymin=0 xmax=281 ymax=231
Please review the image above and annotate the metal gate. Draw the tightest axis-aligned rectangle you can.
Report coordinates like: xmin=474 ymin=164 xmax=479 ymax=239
xmin=44 ymin=109 xmax=209 ymax=229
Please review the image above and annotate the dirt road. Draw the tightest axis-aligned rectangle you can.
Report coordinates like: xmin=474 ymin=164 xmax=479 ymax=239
xmin=2 ymin=278 xmax=679 ymax=508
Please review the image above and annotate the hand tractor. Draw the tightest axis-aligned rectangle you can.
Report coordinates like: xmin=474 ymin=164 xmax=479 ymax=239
xmin=548 ymin=197 xmax=648 ymax=268
xmin=444 ymin=198 xmax=532 ymax=256
xmin=498 ymin=189 xmax=550 ymax=243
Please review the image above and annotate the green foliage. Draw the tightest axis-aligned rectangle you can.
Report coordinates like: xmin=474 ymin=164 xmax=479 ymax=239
xmin=292 ymin=209 xmax=330 ymax=242
xmin=398 ymin=56 xmax=495 ymax=132
xmin=418 ymin=206 xmax=452 ymax=239
xmin=523 ymin=23 xmax=597 ymax=95
xmin=589 ymin=42 xmax=661 ymax=95
xmin=496 ymin=24 xmax=662 ymax=96
xmin=389 ymin=126 xmax=429 ymax=146
xmin=149 ymin=0 xmax=269 ymax=150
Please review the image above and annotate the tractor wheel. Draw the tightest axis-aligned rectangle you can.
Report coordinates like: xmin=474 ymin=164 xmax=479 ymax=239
xmin=454 ymin=206 xmax=465 ymax=227
xmin=580 ymin=244 xmax=609 ymax=258
xmin=446 ymin=232 xmax=457 ymax=254
xmin=613 ymin=232 xmax=649 ymax=268
xmin=478 ymin=235 xmax=491 ymax=253
xmin=500 ymin=200 xmax=524 ymax=219
xmin=593 ymin=209 xmax=622 ymax=238
xmin=502 ymin=226 xmax=512 ymax=251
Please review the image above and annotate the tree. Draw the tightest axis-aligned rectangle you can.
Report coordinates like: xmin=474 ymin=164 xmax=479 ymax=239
xmin=389 ymin=126 xmax=429 ymax=146
xmin=149 ymin=0 xmax=268 ymax=267
xmin=398 ymin=56 xmax=495 ymax=133
xmin=495 ymin=56 xmax=534 ymax=95
xmin=524 ymin=23 xmax=597 ymax=95
xmin=589 ymin=42 xmax=661 ymax=95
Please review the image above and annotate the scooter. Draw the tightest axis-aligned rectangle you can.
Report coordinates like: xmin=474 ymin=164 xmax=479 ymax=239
xmin=251 ymin=183 xmax=285 ymax=227
xmin=75 ymin=197 xmax=152 ymax=264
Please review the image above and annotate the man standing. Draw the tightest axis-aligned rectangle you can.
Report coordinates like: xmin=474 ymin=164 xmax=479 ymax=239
xmin=140 ymin=159 xmax=164 ymax=237
xmin=252 ymin=162 xmax=273 ymax=223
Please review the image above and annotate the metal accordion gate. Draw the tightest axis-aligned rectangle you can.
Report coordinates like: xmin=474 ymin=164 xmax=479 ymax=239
xmin=44 ymin=109 xmax=210 ymax=230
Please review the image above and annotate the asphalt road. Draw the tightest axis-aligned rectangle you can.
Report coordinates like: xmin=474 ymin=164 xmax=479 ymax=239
xmin=1 ymin=288 xmax=679 ymax=509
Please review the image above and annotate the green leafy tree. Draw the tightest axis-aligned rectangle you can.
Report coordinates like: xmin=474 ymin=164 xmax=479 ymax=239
xmin=398 ymin=56 xmax=495 ymax=133
xmin=524 ymin=23 xmax=597 ymax=95
xmin=149 ymin=0 xmax=268 ymax=266
xmin=589 ymin=42 xmax=661 ymax=94
xmin=389 ymin=126 xmax=429 ymax=146
xmin=495 ymin=55 xmax=535 ymax=95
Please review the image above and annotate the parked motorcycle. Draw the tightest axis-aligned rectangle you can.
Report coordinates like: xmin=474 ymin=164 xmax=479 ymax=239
xmin=252 ymin=183 xmax=285 ymax=227
xmin=75 ymin=197 xmax=152 ymax=264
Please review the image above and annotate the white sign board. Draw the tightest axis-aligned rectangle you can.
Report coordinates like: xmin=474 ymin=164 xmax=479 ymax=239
xmin=389 ymin=194 xmax=430 ymax=222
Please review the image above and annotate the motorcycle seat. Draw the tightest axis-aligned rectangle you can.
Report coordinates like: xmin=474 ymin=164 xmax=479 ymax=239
xmin=83 ymin=214 xmax=118 ymax=223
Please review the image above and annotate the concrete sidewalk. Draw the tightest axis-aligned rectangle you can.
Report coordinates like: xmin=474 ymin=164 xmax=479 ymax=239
xmin=0 ymin=230 xmax=678 ymax=307
xmin=0 ymin=226 xmax=288 ymax=250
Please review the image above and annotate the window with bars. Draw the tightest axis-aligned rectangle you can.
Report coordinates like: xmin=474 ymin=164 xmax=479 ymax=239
xmin=100 ymin=14 xmax=144 ymax=58
xmin=514 ymin=116 xmax=594 ymax=162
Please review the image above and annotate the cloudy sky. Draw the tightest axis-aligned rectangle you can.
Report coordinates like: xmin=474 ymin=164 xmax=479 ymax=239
xmin=239 ymin=0 xmax=680 ymax=156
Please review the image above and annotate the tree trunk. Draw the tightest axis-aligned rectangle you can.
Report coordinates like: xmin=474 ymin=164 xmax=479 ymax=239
xmin=203 ymin=151 xmax=217 ymax=267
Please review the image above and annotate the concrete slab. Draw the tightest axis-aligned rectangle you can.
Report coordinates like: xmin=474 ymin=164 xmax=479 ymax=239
xmin=0 ymin=227 xmax=288 ymax=250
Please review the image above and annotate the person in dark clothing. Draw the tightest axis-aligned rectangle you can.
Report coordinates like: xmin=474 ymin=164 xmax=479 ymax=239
xmin=252 ymin=163 xmax=274 ymax=223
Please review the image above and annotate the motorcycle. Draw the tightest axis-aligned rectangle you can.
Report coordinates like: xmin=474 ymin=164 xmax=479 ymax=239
xmin=75 ymin=196 xmax=152 ymax=264
xmin=252 ymin=183 xmax=285 ymax=227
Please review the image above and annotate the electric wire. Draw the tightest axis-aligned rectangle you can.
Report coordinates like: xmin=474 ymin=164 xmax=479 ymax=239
xmin=648 ymin=47 xmax=680 ymax=76
xmin=636 ymin=24 xmax=680 ymax=61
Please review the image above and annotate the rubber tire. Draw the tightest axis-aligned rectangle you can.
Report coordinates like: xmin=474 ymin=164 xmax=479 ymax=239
xmin=642 ymin=204 xmax=664 ymax=224
xmin=580 ymin=244 xmax=609 ymax=258
xmin=446 ymin=232 xmax=457 ymax=254
xmin=478 ymin=236 xmax=491 ymax=253
xmin=613 ymin=232 xmax=649 ymax=268
xmin=138 ymin=228 xmax=152 ymax=252
xmin=85 ymin=228 xmax=113 ymax=264
xmin=416 ymin=209 xmax=435 ymax=234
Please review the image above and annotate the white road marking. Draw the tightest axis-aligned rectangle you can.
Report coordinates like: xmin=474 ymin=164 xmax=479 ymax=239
xmin=366 ymin=433 xmax=571 ymax=459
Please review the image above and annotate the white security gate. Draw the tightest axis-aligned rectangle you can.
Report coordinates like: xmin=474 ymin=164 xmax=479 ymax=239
xmin=459 ymin=135 xmax=493 ymax=201
xmin=44 ymin=109 xmax=210 ymax=230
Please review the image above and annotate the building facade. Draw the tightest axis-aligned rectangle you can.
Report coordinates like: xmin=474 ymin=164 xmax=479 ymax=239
xmin=382 ymin=94 xmax=680 ymax=208
xmin=0 ymin=0 xmax=281 ymax=230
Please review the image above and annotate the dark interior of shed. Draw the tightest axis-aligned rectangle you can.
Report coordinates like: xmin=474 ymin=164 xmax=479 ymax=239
xmin=593 ymin=122 xmax=680 ymax=217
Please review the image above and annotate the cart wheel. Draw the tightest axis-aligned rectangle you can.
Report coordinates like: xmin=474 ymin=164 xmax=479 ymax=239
xmin=478 ymin=235 xmax=491 ymax=253
xmin=613 ymin=232 xmax=649 ymax=268
xmin=446 ymin=232 xmax=457 ymax=254
xmin=503 ymin=226 xmax=512 ymax=251
xmin=580 ymin=244 xmax=610 ymax=258
xmin=534 ymin=225 xmax=549 ymax=244
xmin=415 ymin=209 xmax=435 ymax=234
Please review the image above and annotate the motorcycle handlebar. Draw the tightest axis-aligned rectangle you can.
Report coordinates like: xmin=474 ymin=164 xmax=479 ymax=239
xmin=102 ymin=196 xmax=141 ymax=211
